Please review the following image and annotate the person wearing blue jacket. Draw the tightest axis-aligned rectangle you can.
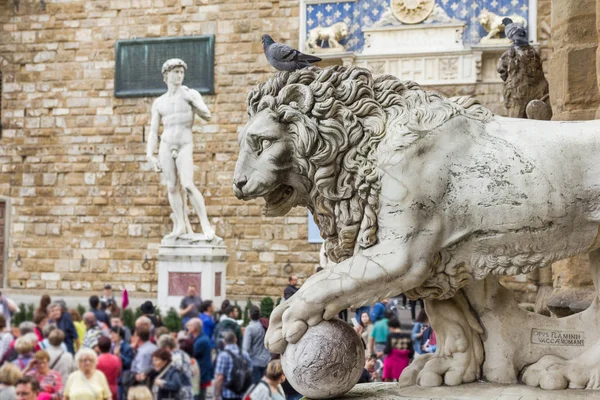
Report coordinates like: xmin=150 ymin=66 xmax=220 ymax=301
xmin=411 ymin=310 xmax=431 ymax=355
xmin=189 ymin=318 xmax=213 ymax=400
xmin=370 ymin=299 xmax=389 ymax=323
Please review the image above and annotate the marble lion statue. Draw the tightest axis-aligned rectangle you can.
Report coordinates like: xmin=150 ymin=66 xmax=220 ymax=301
xmin=479 ymin=10 xmax=527 ymax=40
xmin=233 ymin=66 xmax=600 ymax=391
xmin=306 ymin=22 xmax=349 ymax=53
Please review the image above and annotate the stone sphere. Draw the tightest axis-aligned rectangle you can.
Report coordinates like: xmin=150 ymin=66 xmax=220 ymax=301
xmin=281 ymin=318 xmax=365 ymax=399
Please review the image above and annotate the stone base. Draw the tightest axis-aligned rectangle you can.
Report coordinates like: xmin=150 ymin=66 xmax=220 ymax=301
xmin=335 ymin=382 xmax=597 ymax=399
xmin=157 ymin=235 xmax=228 ymax=312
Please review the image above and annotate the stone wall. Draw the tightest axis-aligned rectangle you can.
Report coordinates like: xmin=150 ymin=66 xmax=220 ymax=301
xmin=0 ymin=0 xmax=322 ymax=299
xmin=0 ymin=0 xmax=537 ymax=301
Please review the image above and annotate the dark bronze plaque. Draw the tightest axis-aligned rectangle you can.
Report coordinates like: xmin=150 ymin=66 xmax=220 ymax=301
xmin=115 ymin=35 xmax=215 ymax=98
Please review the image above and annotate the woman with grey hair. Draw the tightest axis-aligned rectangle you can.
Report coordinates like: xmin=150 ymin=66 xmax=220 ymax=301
xmin=47 ymin=302 xmax=77 ymax=354
xmin=156 ymin=334 xmax=194 ymax=400
xmin=63 ymin=348 xmax=110 ymax=400
xmin=11 ymin=337 xmax=34 ymax=371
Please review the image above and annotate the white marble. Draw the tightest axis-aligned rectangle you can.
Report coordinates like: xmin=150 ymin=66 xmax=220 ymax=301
xmin=157 ymin=236 xmax=227 ymax=312
xmin=146 ymin=58 xmax=216 ymax=241
xmin=234 ymin=66 xmax=600 ymax=398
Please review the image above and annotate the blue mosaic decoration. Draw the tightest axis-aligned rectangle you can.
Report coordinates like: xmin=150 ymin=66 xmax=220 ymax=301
xmin=305 ymin=0 xmax=530 ymax=52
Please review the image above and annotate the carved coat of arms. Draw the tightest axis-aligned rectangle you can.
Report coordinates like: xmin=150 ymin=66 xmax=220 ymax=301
xmin=391 ymin=0 xmax=435 ymax=24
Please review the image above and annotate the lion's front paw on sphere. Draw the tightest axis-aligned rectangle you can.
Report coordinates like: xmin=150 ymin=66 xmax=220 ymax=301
xmin=281 ymin=319 xmax=364 ymax=399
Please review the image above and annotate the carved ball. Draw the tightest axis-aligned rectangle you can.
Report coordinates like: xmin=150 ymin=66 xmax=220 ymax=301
xmin=281 ymin=319 xmax=365 ymax=399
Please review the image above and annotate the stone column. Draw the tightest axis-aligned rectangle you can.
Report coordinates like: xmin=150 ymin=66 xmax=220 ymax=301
xmin=545 ymin=0 xmax=599 ymax=316
xmin=549 ymin=0 xmax=599 ymax=120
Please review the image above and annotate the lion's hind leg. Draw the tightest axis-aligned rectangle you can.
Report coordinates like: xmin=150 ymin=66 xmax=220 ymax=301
xmin=398 ymin=291 xmax=484 ymax=387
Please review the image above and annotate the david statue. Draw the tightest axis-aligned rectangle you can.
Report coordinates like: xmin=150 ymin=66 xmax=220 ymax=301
xmin=147 ymin=58 xmax=215 ymax=241
xmin=234 ymin=65 xmax=600 ymax=395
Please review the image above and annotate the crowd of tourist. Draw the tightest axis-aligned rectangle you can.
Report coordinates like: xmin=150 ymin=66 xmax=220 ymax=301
xmin=353 ymin=297 xmax=436 ymax=383
xmin=0 ymin=276 xmax=432 ymax=400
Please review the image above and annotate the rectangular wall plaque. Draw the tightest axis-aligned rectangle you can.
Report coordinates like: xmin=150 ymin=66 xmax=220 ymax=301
xmin=168 ymin=272 xmax=202 ymax=297
xmin=531 ymin=328 xmax=585 ymax=346
xmin=115 ymin=35 xmax=215 ymax=98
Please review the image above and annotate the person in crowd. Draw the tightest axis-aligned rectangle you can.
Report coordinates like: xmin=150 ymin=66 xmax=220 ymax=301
xmin=63 ymin=348 xmax=110 ymax=400
xmin=110 ymin=316 xmax=131 ymax=343
xmin=36 ymin=296 xmax=52 ymax=320
xmin=126 ymin=385 xmax=152 ymax=400
xmin=99 ymin=285 xmax=116 ymax=311
xmin=23 ymin=334 xmax=39 ymax=354
xmin=355 ymin=311 xmax=374 ymax=356
xmin=283 ymin=276 xmax=298 ymax=300
xmin=188 ymin=318 xmax=212 ymax=400
xmin=382 ymin=318 xmax=412 ymax=382
xmin=213 ymin=305 xmax=242 ymax=351
xmin=96 ymin=337 xmax=121 ymax=400
xmin=22 ymin=350 xmax=62 ymax=400
xmin=409 ymin=298 xmax=425 ymax=322
xmin=12 ymin=338 xmax=34 ymax=372
xmin=214 ymin=331 xmax=253 ymax=400
xmin=140 ymin=302 xmax=162 ymax=328
xmin=178 ymin=285 xmax=202 ymax=326
xmin=81 ymin=313 xmax=103 ymax=350
xmin=242 ymin=306 xmax=270 ymax=384
xmin=47 ymin=303 xmax=77 ymax=354
xmin=45 ymin=329 xmax=75 ymax=383
xmin=131 ymin=326 xmax=157 ymax=375
xmin=176 ymin=335 xmax=200 ymax=400
xmin=0 ymin=315 xmax=14 ymax=362
xmin=247 ymin=359 xmax=286 ymax=400
xmin=0 ymin=363 xmax=23 ymax=400
xmin=33 ymin=313 xmax=48 ymax=344
xmin=153 ymin=327 xmax=169 ymax=345
xmin=15 ymin=376 xmax=39 ymax=400
xmin=1 ymin=323 xmax=35 ymax=366
xmin=142 ymin=349 xmax=188 ymax=400
xmin=110 ymin=326 xmax=133 ymax=372
xmin=411 ymin=310 xmax=431 ymax=356
xmin=370 ymin=299 xmax=389 ymax=323
xmin=156 ymin=335 xmax=193 ymax=400
xmin=199 ymin=301 xmax=215 ymax=347
xmin=88 ymin=297 xmax=110 ymax=330
xmin=0 ymin=293 xmax=18 ymax=328
xmin=68 ymin=310 xmax=86 ymax=352
xmin=357 ymin=355 xmax=378 ymax=384
xmin=369 ymin=310 xmax=392 ymax=357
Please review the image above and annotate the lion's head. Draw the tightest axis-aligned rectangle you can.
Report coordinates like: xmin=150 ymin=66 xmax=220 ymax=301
xmin=234 ymin=66 xmax=492 ymax=263
xmin=333 ymin=22 xmax=349 ymax=41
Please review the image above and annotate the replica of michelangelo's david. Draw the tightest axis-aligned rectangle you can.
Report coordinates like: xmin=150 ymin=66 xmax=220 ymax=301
xmin=146 ymin=59 xmax=215 ymax=240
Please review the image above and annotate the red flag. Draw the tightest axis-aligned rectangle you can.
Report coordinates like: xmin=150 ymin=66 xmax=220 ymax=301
xmin=122 ymin=288 xmax=129 ymax=309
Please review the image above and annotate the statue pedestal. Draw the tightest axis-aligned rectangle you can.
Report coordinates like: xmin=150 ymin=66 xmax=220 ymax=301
xmin=341 ymin=382 xmax=595 ymax=399
xmin=157 ymin=234 xmax=228 ymax=312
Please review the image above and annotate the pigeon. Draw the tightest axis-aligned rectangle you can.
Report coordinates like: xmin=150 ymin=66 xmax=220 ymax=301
xmin=262 ymin=34 xmax=322 ymax=72
xmin=503 ymin=18 xmax=529 ymax=47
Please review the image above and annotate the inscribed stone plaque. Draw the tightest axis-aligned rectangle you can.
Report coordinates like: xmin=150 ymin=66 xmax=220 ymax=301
xmin=168 ymin=272 xmax=201 ymax=297
xmin=531 ymin=328 xmax=585 ymax=346
xmin=115 ymin=35 xmax=214 ymax=98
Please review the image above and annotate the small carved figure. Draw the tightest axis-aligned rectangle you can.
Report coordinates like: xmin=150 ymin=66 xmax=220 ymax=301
xmin=497 ymin=20 xmax=551 ymax=119
xmin=262 ymin=34 xmax=322 ymax=72
xmin=478 ymin=10 xmax=527 ymax=42
xmin=306 ymin=22 xmax=349 ymax=54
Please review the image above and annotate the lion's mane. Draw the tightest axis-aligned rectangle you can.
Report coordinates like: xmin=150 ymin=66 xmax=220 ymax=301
xmin=247 ymin=66 xmax=492 ymax=264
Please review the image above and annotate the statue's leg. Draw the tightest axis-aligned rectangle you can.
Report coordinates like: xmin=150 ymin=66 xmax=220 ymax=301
xmin=521 ymin=248 xmax=600 ymax=390
xmin=265 ymin=234 xmax=437 ymax=354
xmin=398 ymin=292 xmax=484 ymax=387
xmin=159 ymin=143 xmax=186 ymax=238
xmin=176 ymin=143 xmax=215 ymax=240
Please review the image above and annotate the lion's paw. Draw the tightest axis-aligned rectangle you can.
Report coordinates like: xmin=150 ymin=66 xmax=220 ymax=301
xmin=522 ymin=355 xmax=600 ymax=390
xmin=399 ymin=349 xmax=480 ymax=387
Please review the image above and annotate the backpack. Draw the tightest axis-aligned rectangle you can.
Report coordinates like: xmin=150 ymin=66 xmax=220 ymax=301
xmin=224 ymin=349 xmax=253 ymax=395
xmin=242 ymin=380 xmax=269 ymax=400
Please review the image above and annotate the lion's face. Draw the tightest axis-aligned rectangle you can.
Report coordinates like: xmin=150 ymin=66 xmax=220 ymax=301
xmin=233 ymin=110 xmax=311 ymax=217
xmin=335 ymin=23 xmax=349 ymax=40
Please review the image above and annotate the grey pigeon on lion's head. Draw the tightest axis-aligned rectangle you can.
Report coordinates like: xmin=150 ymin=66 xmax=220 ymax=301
xmin=262 ymin=34 xmax=322 ymax=72
xmin=503 ymin=17 xmax=529 ymax=47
